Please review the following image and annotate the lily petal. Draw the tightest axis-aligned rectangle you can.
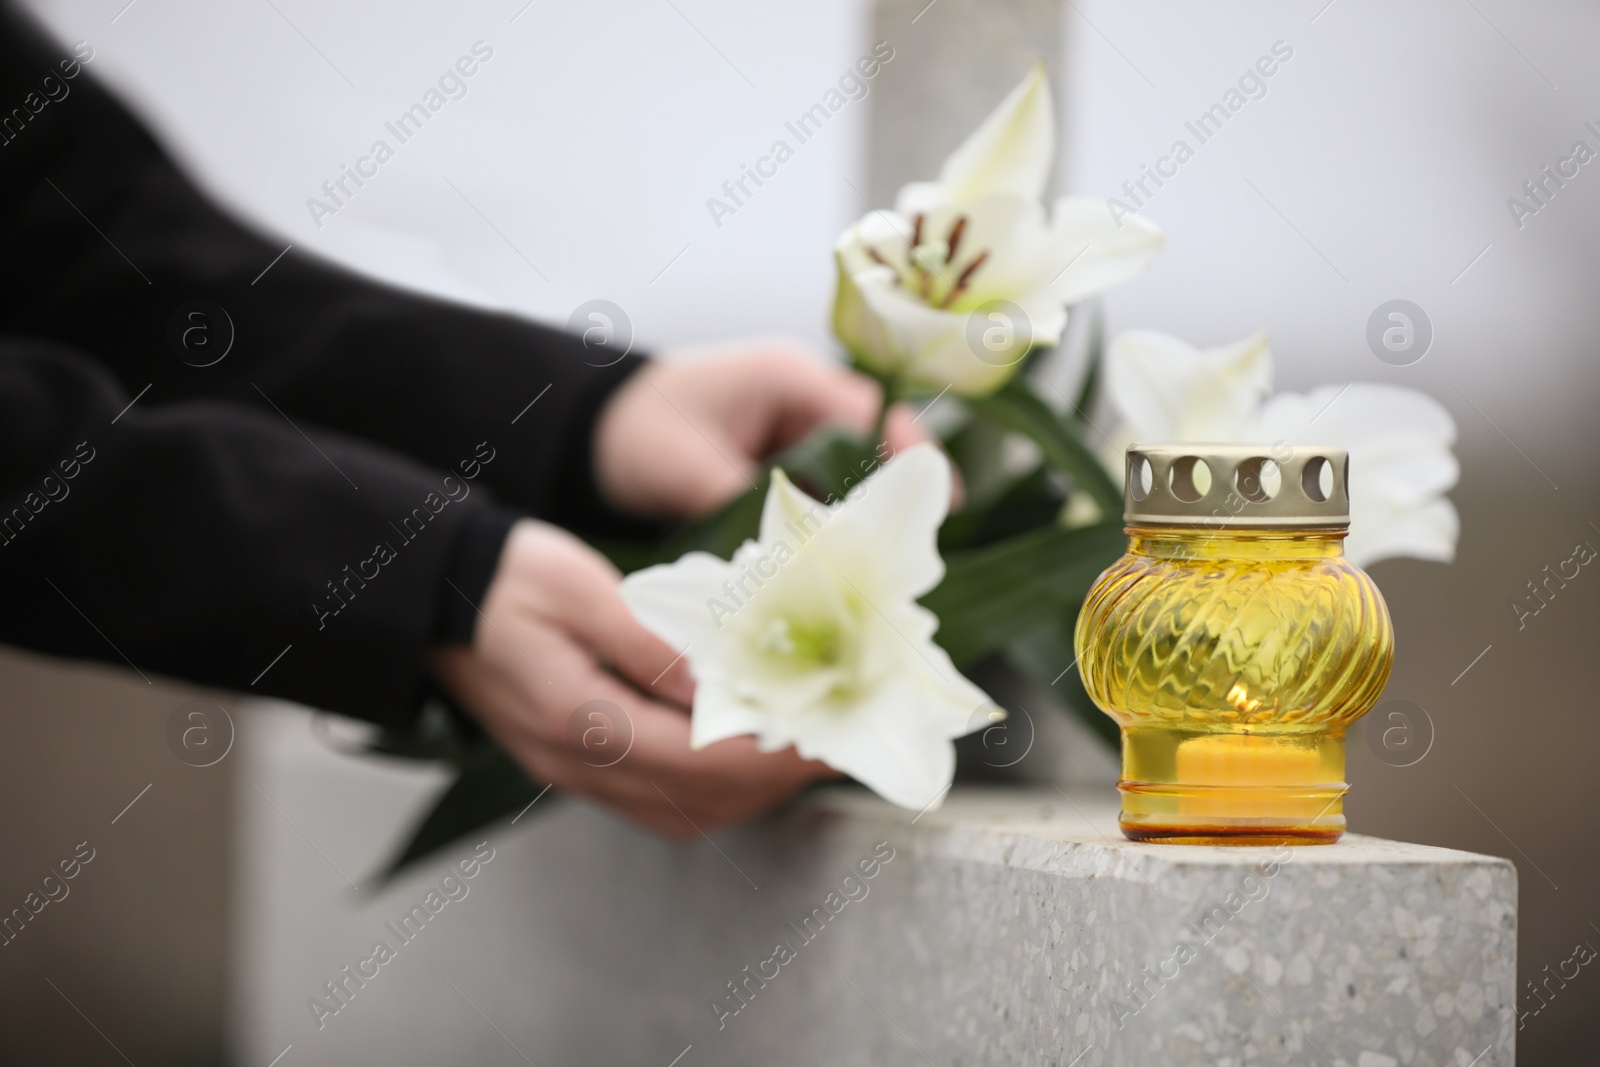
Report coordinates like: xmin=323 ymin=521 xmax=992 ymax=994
xmin=897 ymin=61 xmax=1055 ymax=214
xmin=846 ymin=264 xmax=1065 ymax=396
xmin=1248 ymin=383 xmax=1460 ymax=566
xmin=689 ymin=681 xmax=772 ymax=751
xmin=1105 ymin=329 xmax=1272 ymax=442
xmin=1046 ymin=196 xmax=1165 ymax=305
xmin=759 ymin=467 xmax=835 ymax=547
xmin=620 ymin=550 xmax=736 ymax=660
xmin=832 ymin=252 xmax=903 ymax=378
xmin=620 ymin=443 xmax=994 ymax=809
xmin=784 ymin=667 xmax=982 ymax=811
xmin=818 ymin=442 xmax=952 ymax=602
xmin=1342 ymin=498 xmax=1460 ymax=567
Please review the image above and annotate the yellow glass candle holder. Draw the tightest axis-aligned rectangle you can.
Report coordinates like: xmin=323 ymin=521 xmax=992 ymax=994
xmin=1074 ymin=445 xmax=1393 ymax=845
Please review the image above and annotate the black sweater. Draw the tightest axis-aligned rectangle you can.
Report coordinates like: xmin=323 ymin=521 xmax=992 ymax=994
xmin=0 ymin=7 xmax=650 ymax=728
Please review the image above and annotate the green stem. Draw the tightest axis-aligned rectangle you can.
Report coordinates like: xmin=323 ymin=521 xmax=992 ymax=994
xmin=871 ymin=378 xmax=895 ymax=452
xmin=968 ymin=378 xmax=1123 ymax=516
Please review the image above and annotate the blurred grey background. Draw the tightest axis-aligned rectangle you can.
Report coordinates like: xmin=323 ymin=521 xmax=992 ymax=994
xmin=1 ymin=0 xmax=1595 ymax=1063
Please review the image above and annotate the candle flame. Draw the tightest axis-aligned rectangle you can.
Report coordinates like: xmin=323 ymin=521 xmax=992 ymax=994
xmin=1226 ymin=682 xmax=1263 ymax=714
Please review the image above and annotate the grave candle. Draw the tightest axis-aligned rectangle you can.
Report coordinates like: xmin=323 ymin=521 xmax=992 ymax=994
xmin=1075 ymin=445 xmax=1393 ymax=844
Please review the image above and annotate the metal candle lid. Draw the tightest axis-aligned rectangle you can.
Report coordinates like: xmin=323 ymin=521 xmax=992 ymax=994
xmin=1123 ymin=444 xmax=1350 ymax=527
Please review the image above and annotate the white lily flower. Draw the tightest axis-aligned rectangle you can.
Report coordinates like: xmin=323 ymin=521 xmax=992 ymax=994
xmin=1102 ymin=329 xmax=1460 ymax=568
xmin=1103 ymin=329 xmax=1274 ymax=443
xmin=833 ymin=63 xmax=1163 ymax=398
xmin=1250 ymin=383 xmax=1460 ymax=566
xmin=620 ymin=444 xmax=993 ymax=811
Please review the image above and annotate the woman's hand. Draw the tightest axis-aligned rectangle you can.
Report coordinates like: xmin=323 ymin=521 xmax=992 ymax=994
xmin=432 ymin=521 xmax=838 ymax=838
xmin=593 ymin=339 xmax=929 ymax=517
xmin=437 ymin=341 xmax=939 ymax=837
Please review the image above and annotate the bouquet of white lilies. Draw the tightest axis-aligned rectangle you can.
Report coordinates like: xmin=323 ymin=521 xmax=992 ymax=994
xmin=385 ymin=64 xmax=1459 ymax=869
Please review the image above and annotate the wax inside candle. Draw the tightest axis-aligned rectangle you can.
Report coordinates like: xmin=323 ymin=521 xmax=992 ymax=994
xmin=1176 ymin=734 xmax=1320 ymax=786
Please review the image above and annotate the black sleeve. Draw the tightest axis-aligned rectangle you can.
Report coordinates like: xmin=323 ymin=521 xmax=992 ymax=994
xmin=0 ymin=6 xmax=667 ymax=724
xmin=0 ymin=5 xmax=656 ymax=542
xmin=0 ymin=342 xmax=519 ymax=729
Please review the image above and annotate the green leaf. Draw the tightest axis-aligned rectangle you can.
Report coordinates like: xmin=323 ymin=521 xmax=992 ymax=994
xmin=1070 ymin=299 xmax=1105 ymax=421
xmin=923 ymin=521 xmax=1124 ymax=667
xmin=371 ymin=745 xmax=550 ymax=887
xmin=941 ymin=402 xmax=1014 ymax=509
xmin=968 ymin=377 xmax=1122 ymax=515
xmin=651 ymin=471 xmax=770 ymax=565
xmin=366 ymin=702 xmax=477 ymax=762
xmin=1006 ymin=615 xmax=1120 ymax=750
xmin=636 ymin=425 xmax=883 ymax=570
xmin=776 ymin=424 xmax=884 ymax=503
xmin=938 ymin=463 xmax=1063 ymax=552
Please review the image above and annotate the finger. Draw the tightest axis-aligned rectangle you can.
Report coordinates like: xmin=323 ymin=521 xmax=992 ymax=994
xmin=533 ymin=657 xmax=836 ymax=832
xmin=564 ymin=661 xmax=833 ymax=794
xmin=439 ymin=616 xmax=719 ymax=835
xmin=534 ymin=670 xmax=828 ymax=830
xmin=560 ymin=572 xmax=697 ymax=713
xmin=665 ymin=440 xmax=760 ymax=516
xmin=629 ymin=388 xmax=760 ymax=516
xmin=457 ymin=640 xmax=706 ymax=822
xmin=882 ymin=400 xmax=932 ymax=452
xmin=505 ymin=524 xmax=694 ymax=710
xmin=671 ymin=736 xmax=847 ymax=819
xmin=619 ymin=691 xmax=835 ymax=795
xmin=504 ymin=744 xmax=702 ymax=840
xmin=538 ymin=617 xmax=694 ymax=746
xmin=756 ymin=358 xmax=883 ymax=454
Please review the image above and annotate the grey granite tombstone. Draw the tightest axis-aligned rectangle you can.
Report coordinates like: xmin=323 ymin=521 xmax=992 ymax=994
xmin=232 ymin=734 xmax=1517 ymax=1067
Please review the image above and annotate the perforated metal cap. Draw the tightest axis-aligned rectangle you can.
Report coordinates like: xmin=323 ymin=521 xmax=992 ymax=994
xmin=1123 ymin=444 xmax=1350 ymax=527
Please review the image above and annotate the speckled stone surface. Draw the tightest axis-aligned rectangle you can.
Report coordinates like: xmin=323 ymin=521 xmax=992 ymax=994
xmin=782 ymin=788 xmax=1519 ymax=1067
xmin=237 ymin=762 xmax=1516 ymax=1066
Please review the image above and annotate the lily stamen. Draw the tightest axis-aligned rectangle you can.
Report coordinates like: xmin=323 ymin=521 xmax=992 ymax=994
xmin=865 ymin=246 xmax=901 ymax=286
xmin=907 ymin=213 xmax=939 ymax=300
xmin=945 ymin=216 xmax=967 ymax=265
xmin=940 ymin=250 xmax=989 ymax=308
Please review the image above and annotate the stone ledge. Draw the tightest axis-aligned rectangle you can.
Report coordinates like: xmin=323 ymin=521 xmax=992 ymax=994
xmin=235 ymin=724 xmax=1517 ymax=1067
xmin=784 ymin=788 xmax=1518 ymax=1066
xmin=824 ymin=785 xmax=1515 ymax=875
